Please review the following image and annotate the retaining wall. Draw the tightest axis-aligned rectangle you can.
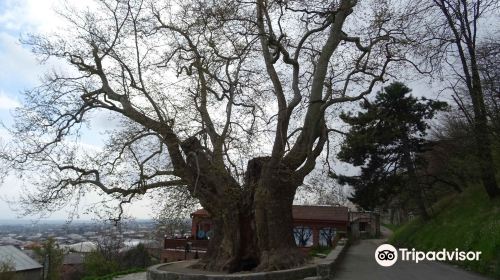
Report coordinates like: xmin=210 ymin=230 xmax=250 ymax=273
xmin=148 ymin=239 xmax=349 ymax=280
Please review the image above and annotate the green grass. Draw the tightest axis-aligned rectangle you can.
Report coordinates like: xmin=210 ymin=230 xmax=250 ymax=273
xmin=309 ymin=246 xmax=332 ymax=257
xmin=81 ymin=267 xmax=146 ymax=280
xmin=390 ymin=184 xmax=500 ymax=278
xmin=382 ymin=223 xmax=402 ymax=232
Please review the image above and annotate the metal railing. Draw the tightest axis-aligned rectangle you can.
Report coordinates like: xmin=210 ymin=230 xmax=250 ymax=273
xmin=163 ymin=239 xmax=208 ymax=251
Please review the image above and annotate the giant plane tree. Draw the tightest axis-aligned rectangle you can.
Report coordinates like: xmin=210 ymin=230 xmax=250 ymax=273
xmin=1 ymin=0 xmax=420 ymax=272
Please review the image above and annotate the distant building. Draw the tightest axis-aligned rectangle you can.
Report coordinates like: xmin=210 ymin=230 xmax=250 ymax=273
xmin=66 ymin=234 xmax=85 ymax=241
xmin=0 ymin=237 xmax=24 ymax=246
xmin=0 ymin=245 xmax=43 ymax=280
xmin=120 ymin=239 xmax=159 ymax=253
xmin=60 ymin=241 xmax=97 ymax=253
xmin=349 ymin=211 xmax=380 ymax=239
xmin=61 ymin=252 xmax=85 ymax=280
xmin=162 ymin=205 xmax=350 ymax=263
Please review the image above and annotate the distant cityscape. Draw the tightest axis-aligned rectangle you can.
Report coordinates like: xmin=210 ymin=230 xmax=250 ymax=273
xmin=0 ymin=218 xmax=199 ymax=279
xmin=0 ymin=219 xmax=159 ymax=249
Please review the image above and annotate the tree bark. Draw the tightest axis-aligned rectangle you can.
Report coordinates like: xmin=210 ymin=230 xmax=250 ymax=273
xmin=190 ymin=156 xmax=304 ymax=272
xmin=435 ymin=0 xmax=500 ymax=198
xmin=196 ymin=204 xmax=260 ymax=272
xmin=402 ymin=137 xmax=430 ymax=220
xmin=466 ymin=5 xmax=500 ymax=198
xmin=253 ymin=159 xmax=304 ymax=271
xmin=178 ymin=138 xmax=253 ymax=272
xmin=470 ymin=68 xmax=500 ymax=198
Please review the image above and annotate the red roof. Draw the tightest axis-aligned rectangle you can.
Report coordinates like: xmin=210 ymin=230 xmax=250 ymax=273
xmin=192 ymin=205 xmax=348 ymax=222
xmin=292 ymin=205 xmax=349 ymax=222
xmin=191 ymin=209 xmax=209 ymax=217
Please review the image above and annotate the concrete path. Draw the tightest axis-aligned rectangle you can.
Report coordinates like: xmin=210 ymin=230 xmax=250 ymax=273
xmin=334 ymin=238 xmax=491 ymax=280
xmin=113 ymin=272 xmax=147 ymax=280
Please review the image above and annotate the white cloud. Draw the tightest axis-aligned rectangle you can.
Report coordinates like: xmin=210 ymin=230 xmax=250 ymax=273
xmin=0 ymin=0 xmax=71 ymax=34
xmin=0 ymin=0 xmax=186 ymax=222
xmin=1 ymin=0 xmax=101 ymax=35
xmin=0 ymin=91 xmax=20 ymax=109
xmin=0 ymin=0 xmax=92 ymax=91
xmin=0 ymin=32 xmax=42 ymax=86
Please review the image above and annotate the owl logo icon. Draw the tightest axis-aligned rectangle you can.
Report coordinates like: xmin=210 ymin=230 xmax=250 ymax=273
xmin=375 ymin=244 xmax=398 ymax=267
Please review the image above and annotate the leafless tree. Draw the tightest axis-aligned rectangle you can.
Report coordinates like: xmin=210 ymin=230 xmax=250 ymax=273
xmin=413 ymin=0 xmax=500 ymax=198
xmin=292 ymin=226 xmax=312 ymax=247
xmin=1 ymin=0 xmax=421 ymax=272
xmin=451 ymin=38 xmax=500 ymax=136
xmin=153 ymin=186 xmax=197 ymax=239
xmin=299 ymin=167 xmax=350 ymax=206
xmin=477 ymin=39 xmax=500 ymax=135
xmin=319 ymin=227 xmax=336 ymax=247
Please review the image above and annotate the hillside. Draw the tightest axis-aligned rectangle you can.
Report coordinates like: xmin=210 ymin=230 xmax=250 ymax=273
xmin=390 ymin=184 xmax=500 ymax=278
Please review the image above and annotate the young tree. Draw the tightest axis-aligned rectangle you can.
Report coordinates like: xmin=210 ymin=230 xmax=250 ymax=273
xmin=83 ymin=250 xmax=120 ymax=278
xmin=0 ymin=259 xmax=16 ymax=280
xmin=335 ymin=82 xmax=447 ymax=219
xmin=152 ymin=186 xmax=197 ymax=239
xmin=477 ymin=39 xmax=500 ymax=136
xmin=35 ymin=238 xmax=64 ymax=280
xmin=1 ymin=0 xmax=419 ymax=271
xmin=121 ymin=244 xmax=152 ymax=269
xmin=418 ymin=112 xmax=480 ymax=199
xmin=83 ymin=225 xmax=122 ymax=277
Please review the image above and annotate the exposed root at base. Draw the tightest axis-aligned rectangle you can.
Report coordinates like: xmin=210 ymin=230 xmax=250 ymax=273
xmin=255 ymin=248 xmax=305 ymax=272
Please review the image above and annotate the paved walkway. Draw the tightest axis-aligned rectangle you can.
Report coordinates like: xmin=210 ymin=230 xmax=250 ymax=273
xmin=334 ymin=238 xmax=491 ymax=280
xmin=112 ymin=226 xmax=491 ymax=280
xmin=113 ymin=272 xmax=146 ymax=280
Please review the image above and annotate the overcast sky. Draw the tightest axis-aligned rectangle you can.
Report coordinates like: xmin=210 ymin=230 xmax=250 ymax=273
xmin=1 ymin=0 xmax=49 ymax=220
xmin=0 ymin=0 xmax=158 ymax=221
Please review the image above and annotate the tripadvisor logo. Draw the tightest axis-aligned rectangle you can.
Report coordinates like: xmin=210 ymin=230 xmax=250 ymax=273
xmin=375 ymin=244 xmax=482 ymax=267
xmin=375 ymin=244 xmax=398 ymax=267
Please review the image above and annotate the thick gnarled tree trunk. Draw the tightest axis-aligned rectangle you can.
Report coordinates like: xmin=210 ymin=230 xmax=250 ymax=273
xmin=188 ymin=155 xmax=304 ymax=272
xmin=254 ymin=159 xmax=304 ymax=271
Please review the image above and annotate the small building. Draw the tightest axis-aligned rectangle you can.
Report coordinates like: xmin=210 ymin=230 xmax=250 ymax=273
xmin=0 ymin=245 xmax=43 ymax=280
xmin=61 ymin=252 xmax=85 ymax=280
xmin=190 ymin=209 xmax=213 ymax=240
xmin=349 ymin=211 xmax=380 ymax=239
xmin=161 ymin=205 xmax=350 ymax=262
xmin=189 ymin=205 xmax=349 ymax=246
xmin=292 ymin=205 xmax=349 ymax=248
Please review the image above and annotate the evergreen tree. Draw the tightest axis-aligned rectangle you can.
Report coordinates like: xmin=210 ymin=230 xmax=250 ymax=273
xmin=335 ymin=82 xmax=447 ymax=218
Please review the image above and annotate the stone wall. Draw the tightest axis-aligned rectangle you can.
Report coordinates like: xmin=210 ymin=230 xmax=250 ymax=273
xmin=160 ymin=250 xmax=205 ymax=263
xmin=148 ymin=239 xmax=349 ymax=280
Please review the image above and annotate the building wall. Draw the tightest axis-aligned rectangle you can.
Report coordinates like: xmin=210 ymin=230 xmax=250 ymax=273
xmin=349 ymin=212 xmax=381 ymax=238
xmin=292 ymin=220 xmax=348 ymax=247
xmin=350 ymin=221 xmax=360 ymax=240
xmin=191 ymin=217 xmax=213 ymax=240
xmin=16 ymin=268 xmax=42 ymax=280
xmin=61 ymin=264 xmax=84 ymax=280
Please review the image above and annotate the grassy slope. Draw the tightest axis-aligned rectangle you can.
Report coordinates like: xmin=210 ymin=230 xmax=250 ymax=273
xmin=382 ymin=223 xmax=401 ymax=232
xmin=390 ymin=184 xmax=500 ymax=278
